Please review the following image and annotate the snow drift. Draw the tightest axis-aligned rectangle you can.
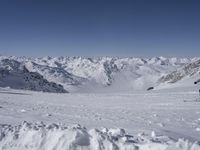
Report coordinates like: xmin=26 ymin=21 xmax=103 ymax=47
xmin=0 ymin=122 xmax=199 ymax=150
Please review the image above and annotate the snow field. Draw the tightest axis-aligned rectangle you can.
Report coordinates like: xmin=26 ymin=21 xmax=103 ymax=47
xmin=0 ymin=87 xmax=200 ymax=149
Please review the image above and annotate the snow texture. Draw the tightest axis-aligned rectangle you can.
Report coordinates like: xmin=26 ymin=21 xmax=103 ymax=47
xmin=0 ymin=87 xmax=200 ymax=149
xmin=0 ymin=121 xmax=199 ymax=150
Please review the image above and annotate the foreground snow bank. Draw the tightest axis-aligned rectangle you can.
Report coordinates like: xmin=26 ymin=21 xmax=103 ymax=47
xmin=0 ymin=122 xmax=199 ymax=150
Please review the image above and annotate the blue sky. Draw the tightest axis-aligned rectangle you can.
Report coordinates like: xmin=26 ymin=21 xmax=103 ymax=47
xmin=0 ymin=0 xmax=200 ymax=57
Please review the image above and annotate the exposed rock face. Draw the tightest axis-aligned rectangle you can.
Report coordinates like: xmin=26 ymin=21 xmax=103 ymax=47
xmin=159 ymin=59 xmax=200 ymax=83
xmin=0 ymin=59 xmax=67 ymax=93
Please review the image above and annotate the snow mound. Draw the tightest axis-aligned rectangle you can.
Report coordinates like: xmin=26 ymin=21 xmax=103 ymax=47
xmin=0 ymin=122 xmax=199 ymax=150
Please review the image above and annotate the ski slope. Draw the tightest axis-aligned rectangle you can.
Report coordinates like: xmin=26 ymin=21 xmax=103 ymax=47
xmin=0 ymin=86 xmax=200 ymax=149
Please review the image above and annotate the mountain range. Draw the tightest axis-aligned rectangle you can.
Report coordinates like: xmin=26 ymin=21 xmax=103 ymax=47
xmin=0 ymin=56 xmax=199 ymax=92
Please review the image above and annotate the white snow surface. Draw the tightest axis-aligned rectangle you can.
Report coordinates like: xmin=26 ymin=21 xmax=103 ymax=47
xmin=0 ymin=121 xmax=200 ymax=150
xmin=0 ymin=87 xmax=200 ymax=149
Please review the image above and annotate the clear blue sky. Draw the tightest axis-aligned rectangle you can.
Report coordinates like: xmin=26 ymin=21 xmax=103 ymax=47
xmin=0 ymin=0 xmax=200 ymax=57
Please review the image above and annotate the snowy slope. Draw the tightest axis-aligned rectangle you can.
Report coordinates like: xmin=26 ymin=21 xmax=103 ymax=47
xmin=158 ymin=58 xmax=200 ymax=89
xmin=25 ymin=61 xmax=87 ymax=90
xmin=0 ymin=59 xmax=67 ymax=93
xmin=0 ymin=56 xmax=198 ymax=92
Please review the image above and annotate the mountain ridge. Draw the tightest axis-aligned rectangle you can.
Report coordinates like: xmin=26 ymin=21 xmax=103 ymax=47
xmin=0 ymin=56 xmax=199 ymax=92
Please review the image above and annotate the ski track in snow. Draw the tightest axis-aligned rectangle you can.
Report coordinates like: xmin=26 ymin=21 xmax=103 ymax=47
xmin=0 ymin=87 xmax=200 ymax=149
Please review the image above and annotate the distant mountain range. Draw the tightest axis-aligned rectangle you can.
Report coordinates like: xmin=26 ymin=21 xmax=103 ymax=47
xmin=0 ymin=56 xmax=199 ymax=92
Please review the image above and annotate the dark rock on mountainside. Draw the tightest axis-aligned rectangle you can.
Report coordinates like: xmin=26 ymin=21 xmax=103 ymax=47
xmin=0 ymin=59 xmax=67 ymax=93
xmin=159 ymin=59 xmax=200 ymax=84
xmin=147 ymin=87 xmax=154 ymax=91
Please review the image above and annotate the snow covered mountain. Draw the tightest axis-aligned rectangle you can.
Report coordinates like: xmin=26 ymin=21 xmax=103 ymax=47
xmin=0 ymin=59 xmax=67 ymax=93
xmin=24 ymin=61 xmax=86 ymax=90
xmin=0 ymin=56 xmax=199 ymax=92
xmin=158 ymin=58 xmax=200 ymax=88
